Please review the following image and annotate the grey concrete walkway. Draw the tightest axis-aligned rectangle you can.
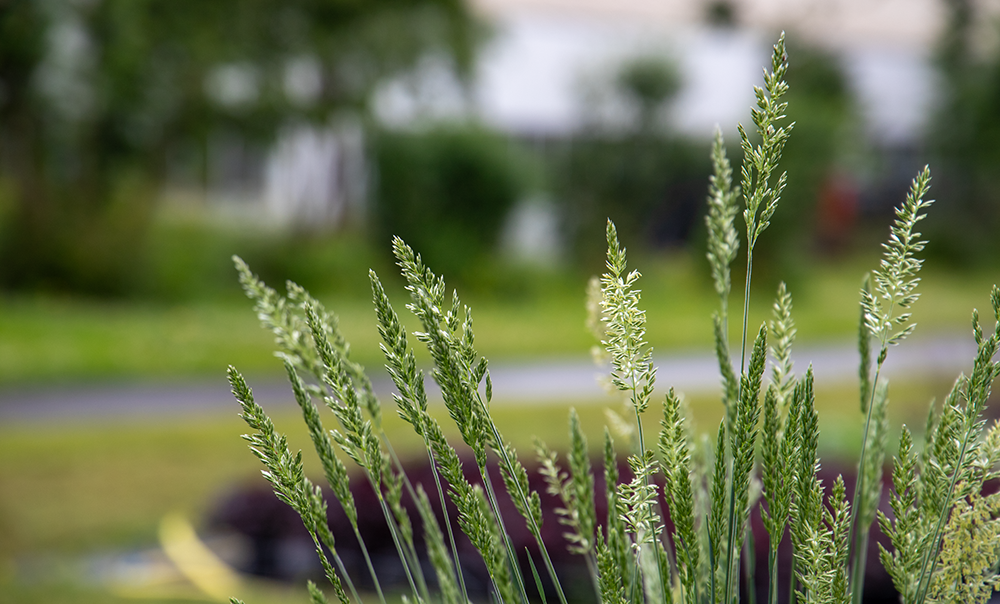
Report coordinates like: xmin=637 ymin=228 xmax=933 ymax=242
xmin=0 ymin=333 xmax=982 ymax=422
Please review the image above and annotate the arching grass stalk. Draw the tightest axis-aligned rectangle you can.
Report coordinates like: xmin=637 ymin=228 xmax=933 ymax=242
xmin=423 ymin=445 xmax=469 ymax=602
xmin=412 ymin=483 xmax=463 ymax=604
xmin=377 ymin=489 xmax=426 ymax=599
xmin=368 ymin=278 xmax=469 ymax=602
xmin=477 ymin=365 xmax=571 ymax=604
xmin=234 ymin=261 xmax=394 ymax=604
xmin=373 ymin=263 xmax=519 ymax=603
xmin=346 ymin=339 xmax=442 ymax=602
xmin=229 ymin=367 xmax=359 ymax=604
xmin=423 ymin=400 xmax=520 ymax=603
xmin=849 ymin=167 xmax=933 ymax=604
xmin=297 ymin=303 xmax=430 ymax=603
xmin=235 ymin=264 xmax=434 ymax=602
xmin=283 ymin=361 xmax=388 ymax=604
xmin=392 ymin=237 xmax=569 ymax=604
xmin=479 ymin=462 xmax=531 ymax=603
xmin=389 ymin=241 xmax=530 ymax=604
xmin=370 ymin=270 xmax=470 ymax=603
xmin=380 ymin=438 xmax=435 ymax=597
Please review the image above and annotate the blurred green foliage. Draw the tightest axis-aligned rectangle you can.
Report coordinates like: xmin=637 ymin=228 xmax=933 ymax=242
xmin=616 ymin=55 xmax=682 ymax=131
xmin=0 ymin=0 xmax=476 ymax=296
xmin=137 ymin=220 xmax=390 ymax=301
xmin=551 ymin=136 xmax=711 ymax=267
xmin=371 ymin=125 xmax=538 ymax=283
xmin=925 ymin=0 xmax=1000 ymax=266
xmin=5 ymin=0 xmax=995 ymax=303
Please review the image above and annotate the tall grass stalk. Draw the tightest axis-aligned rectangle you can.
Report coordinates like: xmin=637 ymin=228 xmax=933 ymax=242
xmin=599 ymin=219 xmax=668 ymax=602
xmin=227 ymin=33 xmax=1000 ymax=604
xmin=848 ymin=166 xmax=934 ymax=604
xmin=724 ymin=32 xmax=792 ymax=604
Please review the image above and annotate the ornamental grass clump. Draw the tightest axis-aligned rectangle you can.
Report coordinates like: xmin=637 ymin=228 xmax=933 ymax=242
xmin=228 ymin=33 xmax=1000 ymax=604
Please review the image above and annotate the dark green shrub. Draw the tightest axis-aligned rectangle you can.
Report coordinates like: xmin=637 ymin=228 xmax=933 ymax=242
xmin=924 ymin=2 xmax=1000 ymax=266
xmin=550 ymin=135 xmax=712 ymax=265
xmin=0 ymin=171 xmax=155 ymax=297
xmin=371 ymin=126 xmax=536 ymax=283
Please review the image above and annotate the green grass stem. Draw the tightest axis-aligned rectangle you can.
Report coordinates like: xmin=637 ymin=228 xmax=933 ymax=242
xmin=479 ymin=462 xmax=531 ymax=604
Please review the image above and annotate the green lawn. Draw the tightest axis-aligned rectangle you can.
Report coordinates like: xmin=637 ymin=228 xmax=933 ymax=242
xmin=0 ymin=254 xmax=996 ymax=385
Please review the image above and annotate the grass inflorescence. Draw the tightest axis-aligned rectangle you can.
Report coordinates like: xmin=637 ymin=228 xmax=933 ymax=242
xmin=228 ymin=33 xmax=1000 ymax=604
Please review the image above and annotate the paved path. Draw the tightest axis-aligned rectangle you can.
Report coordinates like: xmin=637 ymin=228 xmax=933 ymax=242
xmin=0 ymin=334 xmax=981 ymax=423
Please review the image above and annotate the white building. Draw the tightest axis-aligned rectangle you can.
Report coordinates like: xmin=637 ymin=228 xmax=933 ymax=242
xmin=378 ymin=0 xmax=980 ymax=144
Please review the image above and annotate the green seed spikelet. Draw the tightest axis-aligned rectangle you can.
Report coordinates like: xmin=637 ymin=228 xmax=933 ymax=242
xmin=223 ymin=33 xmax=1000 ymax=604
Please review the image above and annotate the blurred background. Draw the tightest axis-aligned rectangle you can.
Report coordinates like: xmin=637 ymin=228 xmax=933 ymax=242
xmin=1 ymin=0 xmax=1000 ymax=602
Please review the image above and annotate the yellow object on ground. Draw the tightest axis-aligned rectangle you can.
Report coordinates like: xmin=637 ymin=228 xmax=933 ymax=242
xmin=158 ymin=512 xmax=242 ymax=602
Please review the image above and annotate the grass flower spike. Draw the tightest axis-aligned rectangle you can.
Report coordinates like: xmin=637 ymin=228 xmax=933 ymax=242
xmin=224 ymin=34 xmax=1000 ymax=604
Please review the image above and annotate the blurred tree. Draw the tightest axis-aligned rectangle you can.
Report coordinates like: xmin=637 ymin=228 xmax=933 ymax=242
xmin=925 ymin=0 xmax=1000 ymax=266
xmin=551 ymin=54 xmax=703 ymax=266
xmin=551 ymin=136 xmax=710 ymax=267
xmin=0 ymin=0 xmax=476 ymax=295
xmin=372 ymin=125 xmax=535 ymax=284
xmin=616 ymin=56 xmax=681 ymax=133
